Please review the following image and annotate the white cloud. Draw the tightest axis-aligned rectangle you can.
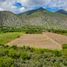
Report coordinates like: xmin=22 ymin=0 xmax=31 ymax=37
xmin=0 ymin=8 xmax=4 ymax=11
xmin=0 ymin=0 xmax=67 ymax=14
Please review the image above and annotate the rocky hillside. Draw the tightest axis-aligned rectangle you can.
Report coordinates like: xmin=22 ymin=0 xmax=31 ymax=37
xmin=0 ymin=9 xmax=67 ymax=30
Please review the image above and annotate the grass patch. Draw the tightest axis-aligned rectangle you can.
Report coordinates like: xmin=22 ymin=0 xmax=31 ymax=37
xmin=62 ymin=44 xmax=67 ymax=56
xmin=62 ymin=49 xmax=67 ymax=56
xmin=0 ymin=32 xmax=24 ymax=45
xmin=63 ymin=44 xmax=67 ymax=49
xmin=56 ymin=32 xmax=67 ymax=36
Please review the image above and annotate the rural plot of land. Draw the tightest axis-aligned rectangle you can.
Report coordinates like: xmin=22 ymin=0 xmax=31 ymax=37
xmin=7 ymin=32 xmax=67 ymax=50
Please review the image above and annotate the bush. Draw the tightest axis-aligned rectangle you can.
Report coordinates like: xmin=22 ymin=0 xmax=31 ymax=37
xmin=0 ymin=56 xmax=14 ymax=67
xmin=0 ymin=45 xmax=66 ymax=67
xmin=8 ymin=48 xmax=20 ymax=59
xmin=63 ymin=44 xmax=67 ymax=49
xmin=20 ymin=51 xmax=31 ymax=60
xmin=1 ymin=25 xmax=67 ymax=34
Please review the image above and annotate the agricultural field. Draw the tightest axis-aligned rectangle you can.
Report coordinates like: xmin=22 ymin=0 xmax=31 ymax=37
xmin=7 ymin=32 xmax=67 ymax=50
xmin=0 ymin=32 xmax=24 ymax=45
xmin=0 ymin=31 xmax=67 ymax=50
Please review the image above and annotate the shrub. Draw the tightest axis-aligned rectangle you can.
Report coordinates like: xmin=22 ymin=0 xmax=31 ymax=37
xmin=1 ymin=25 xmax=67 ymax=34
xmin=63 ymin=44 xmax=67 ymax=49
xmin=0 ymin=56 xmax=14 ymax=67
xmin=8 ymin=48 xmax=20 ymax=58
xmin=20 ymin=51 xmax=31 ymax=60
xmin=0 ymin=45 xmax=66 ymax=67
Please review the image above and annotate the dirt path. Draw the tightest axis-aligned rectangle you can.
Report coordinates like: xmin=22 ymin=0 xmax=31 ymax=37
xmin=7 ymin=32 xmax=67 ymax=50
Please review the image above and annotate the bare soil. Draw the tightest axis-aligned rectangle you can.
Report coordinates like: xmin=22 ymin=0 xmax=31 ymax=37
xmin=7 ymin=32 xmax=67 ymax=50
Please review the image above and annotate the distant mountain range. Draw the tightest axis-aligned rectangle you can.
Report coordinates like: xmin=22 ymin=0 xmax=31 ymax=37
xmin=18 ymin=8 xmax=67 ymax=15
xmin=0 ymin=8 xmax=67 ymax=30
xmin=57 ymin=9 xmax=67 ymax=14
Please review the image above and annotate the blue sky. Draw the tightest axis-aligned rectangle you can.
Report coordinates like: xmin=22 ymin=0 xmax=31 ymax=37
xmin=0 ymin=0 xmax=67 ymax=14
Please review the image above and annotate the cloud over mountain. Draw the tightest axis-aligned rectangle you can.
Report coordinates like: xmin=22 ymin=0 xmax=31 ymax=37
xmin=0 ymin=0 xmax=67 ymax=14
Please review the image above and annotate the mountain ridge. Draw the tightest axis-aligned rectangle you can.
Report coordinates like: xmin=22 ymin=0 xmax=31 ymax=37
xmin=57 ymin=9 xmax=67 ymax=14
xmin=0 ymin=9 xmax=67 ymax=31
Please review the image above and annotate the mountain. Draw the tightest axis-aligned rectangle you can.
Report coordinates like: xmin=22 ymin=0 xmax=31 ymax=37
xmin=0 ymin=9 xmax=67 ymax=30
xmin=19 ymin=7 xmax=45 ymax=15
xmin=57 ymin=9 xmax=67 ymax=14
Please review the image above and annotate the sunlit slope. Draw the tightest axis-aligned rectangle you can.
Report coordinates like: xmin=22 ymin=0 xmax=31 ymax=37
xmin=0 ymin=9 xmax=67 ymax=30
